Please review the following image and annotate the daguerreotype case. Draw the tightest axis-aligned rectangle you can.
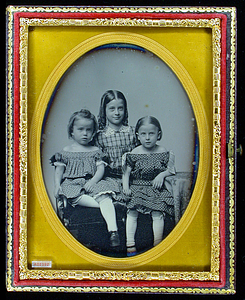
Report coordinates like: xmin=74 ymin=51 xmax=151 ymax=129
xmin=6 ymin=6 xmax=237 ymax=294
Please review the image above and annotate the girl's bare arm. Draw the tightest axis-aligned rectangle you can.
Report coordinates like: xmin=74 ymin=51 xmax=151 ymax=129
xmin=84 ymin=163 xmax=105 ymax=192
xmin=123 ymin=165 xmax=132 ymax=196
xmin=152 ymin=169 xmax=173 ymax=189
xmin=152 ymin=151 xmax=175 ymax=189
xmin=54 ymin=165 xmax=65 ymax=198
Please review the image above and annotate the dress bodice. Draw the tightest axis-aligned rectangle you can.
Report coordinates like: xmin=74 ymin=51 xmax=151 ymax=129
xmin=125 ymin=152 xmax=175 ymax=181
xmin=95 ymin=125 xmax=136 ymax=175
xmin=50 ymin=149 xmax=104 ymax=179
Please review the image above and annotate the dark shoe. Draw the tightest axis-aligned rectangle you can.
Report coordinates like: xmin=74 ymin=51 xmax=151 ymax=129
xmin=127 ymin=246 xmax=137 ymax=257
xmin=109 ymin=231 xmax=120 ymax=247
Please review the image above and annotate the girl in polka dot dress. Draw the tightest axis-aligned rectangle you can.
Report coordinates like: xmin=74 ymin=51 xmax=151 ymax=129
xmin=122 ymin=116 xmax=176 ymax=256
xmin=50 ymin=109 xmax=120 ymax=247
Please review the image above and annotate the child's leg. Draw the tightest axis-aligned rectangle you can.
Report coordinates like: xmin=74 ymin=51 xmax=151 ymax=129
xmin=97 ymin=194 xmax=119 ymax=247
xmin=97 ymin=195 xmax=118 ymax=232
xmin=77 ymin=195 xmax=100 ymax=208
xmin=152 ymin=211 xmax=164 ymax=246
xmin=126 ymin=209 xmax=138 ymax=254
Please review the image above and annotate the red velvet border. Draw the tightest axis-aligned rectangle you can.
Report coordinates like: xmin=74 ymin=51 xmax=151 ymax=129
xmin=12 ymin=10 xmax=227 ymax=289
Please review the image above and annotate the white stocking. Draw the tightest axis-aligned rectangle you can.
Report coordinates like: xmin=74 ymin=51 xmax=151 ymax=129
xmin=98 ymin=196 xmax=118 ymax=232
xmin=77 ymin=194 xmax=100 ymax=208
xmin=152 ymin=211 xmax=164 ymax=246
xmin=126 ymin=210 xmax=138 ymax=248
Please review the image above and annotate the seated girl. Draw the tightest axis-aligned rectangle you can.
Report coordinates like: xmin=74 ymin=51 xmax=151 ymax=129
xmin=50 ymin=109 xmax=120 ymax=248
xmin=122 ymin=116 xmax=175 ymax=256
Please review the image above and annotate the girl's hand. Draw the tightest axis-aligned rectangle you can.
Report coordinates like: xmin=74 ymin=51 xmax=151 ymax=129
xmin=152 ymin=173 xmax=165 ymax=189
xmin=122 ymin=165 xmax=132 ymax=196
xmin=84 ymin=180 xmax=95 ymax=193
xmin=123 ymin=186 xmax=132 ymax=196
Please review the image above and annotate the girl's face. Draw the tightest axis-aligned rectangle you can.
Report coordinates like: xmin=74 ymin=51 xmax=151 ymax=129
xmin=105 ymin=99 xmax=125 ymax=128
xmin=71 ymin=118 xmax=95 ymax=146
xmin=137 ymin=123 xmax=161 ymax=150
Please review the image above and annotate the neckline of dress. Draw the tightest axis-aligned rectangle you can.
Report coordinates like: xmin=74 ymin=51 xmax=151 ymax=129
xmin=103 ymin=125 xmax=130 ymax=136
xmin=130 ymin=151 xmax=167 ymax=155
xmin=62 ymin=149 xmax=99 ymax=154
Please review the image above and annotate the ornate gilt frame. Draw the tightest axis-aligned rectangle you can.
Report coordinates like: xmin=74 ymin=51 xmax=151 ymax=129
xmin=6 ymin=6 xmax=236 ymax=294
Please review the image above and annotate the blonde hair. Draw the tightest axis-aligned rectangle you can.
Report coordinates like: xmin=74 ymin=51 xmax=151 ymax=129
xmin=67 ymin=109 xmax=98 ymax=138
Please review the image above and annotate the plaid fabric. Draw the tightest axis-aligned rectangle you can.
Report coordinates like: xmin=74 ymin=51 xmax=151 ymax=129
xmin=95 ymin=126 xmax=136 ymax=176
xmin=125 ymin=152 xmax=175 ymax=215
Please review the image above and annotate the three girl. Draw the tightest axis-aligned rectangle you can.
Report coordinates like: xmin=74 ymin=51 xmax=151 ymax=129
xmin=51 ymin=90 xmax=175 ymax=255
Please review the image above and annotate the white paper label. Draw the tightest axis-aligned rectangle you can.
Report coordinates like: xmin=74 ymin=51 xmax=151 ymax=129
xmin=32 ymin=261 xmax=52 ymax=268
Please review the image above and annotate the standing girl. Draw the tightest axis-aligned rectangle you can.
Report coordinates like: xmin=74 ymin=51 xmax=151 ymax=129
xmin=122 ymin=116 xmax=176 ymax=256
xmin=50 ymin=109 xmax=120 ymax=247
xmin=95 ymin=90 xmax=137 ymax=203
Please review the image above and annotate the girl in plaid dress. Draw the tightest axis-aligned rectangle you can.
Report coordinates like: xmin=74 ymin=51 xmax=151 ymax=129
xmin=95 ymin=90 xmax=137 ymax=204
xmin=51 ymin=109 xmax=120 ymax=247
xmin=122 ymin=116 xmax=175 ymax=256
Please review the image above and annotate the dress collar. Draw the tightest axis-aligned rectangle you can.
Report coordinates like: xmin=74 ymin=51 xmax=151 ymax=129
xmin=103 ymin=125 xmax=130 ymax=136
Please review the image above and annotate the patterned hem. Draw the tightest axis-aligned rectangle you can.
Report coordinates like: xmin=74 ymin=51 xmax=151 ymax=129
xmin=127 ymin=201 xmax=174 ymax=216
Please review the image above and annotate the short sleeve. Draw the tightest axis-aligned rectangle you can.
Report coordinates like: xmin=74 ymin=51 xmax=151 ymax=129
xmin=125 ymin=154 xmax=136 ymax=168
xmin=121 ymin=152 xmax=134 ymax=172
xmin=50 ymin=152 xmax=67 ymax=167
xmin=167 ymin=150 xmax=176 ymax=174
xmin=94 ymin=150 xmax=108 ymax=167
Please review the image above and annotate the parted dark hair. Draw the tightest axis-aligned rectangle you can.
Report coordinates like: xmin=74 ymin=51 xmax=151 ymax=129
xmin=97 ymin=90 xmax=129 ymax=130
xmin=67 ymin=109 xmax=98 ymax=139
xmin=135 ymin=116 xmax=163 ymax=143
